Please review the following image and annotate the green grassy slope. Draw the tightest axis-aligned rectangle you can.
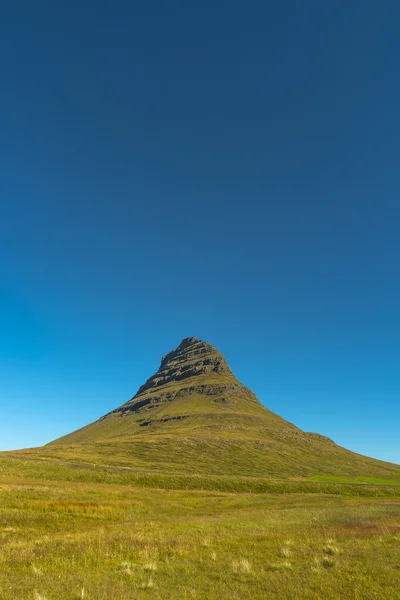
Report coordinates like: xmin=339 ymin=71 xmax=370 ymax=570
xmin=13 ymin=337 xmax=400 ymax=481
xmin=0 ymin=455 xmax=400 ymax=600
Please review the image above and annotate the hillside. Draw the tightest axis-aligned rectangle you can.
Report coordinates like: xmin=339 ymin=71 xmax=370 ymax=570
xmin=15 ymin=337 xmax=400 ymax=480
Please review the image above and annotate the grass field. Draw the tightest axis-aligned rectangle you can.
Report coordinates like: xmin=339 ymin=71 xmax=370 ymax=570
xmin=1 ymin=456 xmax=400 ymax=599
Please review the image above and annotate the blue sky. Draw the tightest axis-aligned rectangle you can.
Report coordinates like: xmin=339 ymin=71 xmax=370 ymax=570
xmin=1 ymin=1 xmax=399 ymax=464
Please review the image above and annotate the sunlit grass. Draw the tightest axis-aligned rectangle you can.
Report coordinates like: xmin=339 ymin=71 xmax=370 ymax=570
xmin=0 ymin=459 xmax=399 ymax=599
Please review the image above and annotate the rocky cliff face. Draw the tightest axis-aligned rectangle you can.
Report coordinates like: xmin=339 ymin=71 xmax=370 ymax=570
xmin=106 ymin=336 xmax=262 ymax=419
xmin=135 ymin=337 xmax=232 ymax=396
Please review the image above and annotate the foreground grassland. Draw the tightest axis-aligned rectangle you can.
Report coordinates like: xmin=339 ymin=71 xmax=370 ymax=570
xmin=1 ymin=457 xmax=400 ymax=599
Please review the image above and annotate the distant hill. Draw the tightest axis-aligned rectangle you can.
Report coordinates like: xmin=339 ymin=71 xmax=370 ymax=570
xmin=22 ymin=337 xmax=400 ymax=479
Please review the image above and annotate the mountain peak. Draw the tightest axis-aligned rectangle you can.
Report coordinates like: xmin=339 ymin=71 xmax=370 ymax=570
xmin=178 ymin=336 xmax=203 ymax=348
xmin=160 ymin=336 xmax=210 ymax=366
xmin=136 ymin=337 xmax=232 ymax=397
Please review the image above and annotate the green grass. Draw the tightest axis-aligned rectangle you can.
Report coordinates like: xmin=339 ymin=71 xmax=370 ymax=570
xmin=0 ymin=456 xmax=400 ymax=599
xmin=310 ymin=475 xmax=400 ymax=485
xmin=2 ymin=455 xmax=400 ymax=496
xmin=12 ymin=431 xmax=400 ymax=482
xmin=0 ymin=455 xmax=400 ymax=600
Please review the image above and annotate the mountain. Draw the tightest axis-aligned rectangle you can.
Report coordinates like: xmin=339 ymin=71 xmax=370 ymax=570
xmin=39 ymin=337 xmax=399 ymax=479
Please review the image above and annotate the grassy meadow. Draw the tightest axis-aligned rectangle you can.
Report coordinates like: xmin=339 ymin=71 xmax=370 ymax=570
xmin=1 ymin=456 xmax=400 ymax=599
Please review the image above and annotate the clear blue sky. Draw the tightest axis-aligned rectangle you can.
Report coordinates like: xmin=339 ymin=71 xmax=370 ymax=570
xmin=1 ymin=1 xmax=399 ymax=464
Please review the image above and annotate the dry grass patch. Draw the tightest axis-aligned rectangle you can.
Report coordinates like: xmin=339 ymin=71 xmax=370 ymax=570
xmin=31 ymin=564 xmax=42 ymax=576
xmin=232 ymin=558 xmax=252 ymax=573
xmin=281 ymin=546 xmax=292 ymax=558
xmin=323 ymin=539 xmax=341 ymax=555
xmin=119 ymin=561 xmax=135 ymax=576
xmin=140 ymin=576 xmax=155 ymax=589
xmin=143 ymin=561 xmax=157 ymax=572
xmin=268 ymin=559 xmax=293 ymax=571
xmin=321 ymin=557 xmax=336 ymax=568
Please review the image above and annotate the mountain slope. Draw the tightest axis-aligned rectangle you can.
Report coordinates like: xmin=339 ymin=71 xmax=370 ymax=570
xmin=52 ymin=337 xmax=297 ymax=444
xmin=31 ymin=337 xmax=400 ymax=479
